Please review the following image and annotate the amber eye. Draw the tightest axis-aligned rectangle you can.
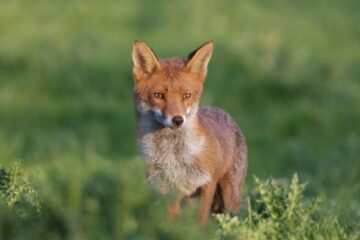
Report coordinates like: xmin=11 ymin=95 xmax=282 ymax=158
xmin=183 ymin=93 xmax=192 ymax=99
xmin=154 ymin=92 xmax=164 ymax=99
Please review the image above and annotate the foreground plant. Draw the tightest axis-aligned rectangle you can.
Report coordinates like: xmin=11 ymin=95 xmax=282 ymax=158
xmin=214 ymin=174 xmax=359 ymax=240
xmin=0 ymin=162 xmax=41 ymax=217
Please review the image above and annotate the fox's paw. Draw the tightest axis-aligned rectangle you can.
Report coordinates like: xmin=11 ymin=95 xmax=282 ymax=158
xmin=167 ymin=202 xmax=181 ymax=219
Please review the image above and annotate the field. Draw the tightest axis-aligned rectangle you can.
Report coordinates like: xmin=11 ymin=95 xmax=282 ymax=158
xmin=0 ymin=0 xmax=360 ymax=239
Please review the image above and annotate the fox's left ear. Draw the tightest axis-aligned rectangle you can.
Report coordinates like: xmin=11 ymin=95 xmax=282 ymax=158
xmin=185 ymin=41 xmax=214 ymax=79
xmin=132 ymin=41 xmax=161 ymax=80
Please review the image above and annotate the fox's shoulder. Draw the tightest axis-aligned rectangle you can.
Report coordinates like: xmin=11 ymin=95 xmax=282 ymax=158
xmin=198 ymin=106 xmax=244 ymax=138
xmin=198 ymin=107 xmax=234 ymax=125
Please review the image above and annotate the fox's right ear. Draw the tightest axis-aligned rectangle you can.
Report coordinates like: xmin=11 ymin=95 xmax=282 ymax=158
xmin=185 ymin=41 xmax=214 ymax=80
xmin=132 ymin=41 xmax=160 ymax=80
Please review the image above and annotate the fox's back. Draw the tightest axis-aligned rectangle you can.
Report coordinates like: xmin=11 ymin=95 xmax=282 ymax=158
xmin=198 ymin=107 xmax=247 ymax=177
xmin=198 ymin=107 xmax=245 ymax=147
xmin=198 ymin=107 xmax=243 ymax=140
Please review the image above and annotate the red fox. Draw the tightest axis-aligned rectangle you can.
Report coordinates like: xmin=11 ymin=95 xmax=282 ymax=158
xmin=132 ymin=41 xmax=248 ymax=226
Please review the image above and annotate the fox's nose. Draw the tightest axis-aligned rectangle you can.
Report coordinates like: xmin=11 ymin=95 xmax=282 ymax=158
xmin=172 ymin=116 xmax=184 ymax=126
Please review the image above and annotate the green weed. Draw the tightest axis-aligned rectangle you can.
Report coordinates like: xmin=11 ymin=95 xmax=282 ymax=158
xmin=0 ymin=162 xmax=40 ymax=217
xmin=215 ymin=174 xmax=360 ymax=239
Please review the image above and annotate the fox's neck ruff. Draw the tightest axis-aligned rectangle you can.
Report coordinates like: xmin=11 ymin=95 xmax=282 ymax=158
xmin=137 ymin=106 xmax=210 ymax=195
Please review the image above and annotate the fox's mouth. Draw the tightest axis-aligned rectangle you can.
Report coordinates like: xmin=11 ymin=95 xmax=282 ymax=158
xmin=156 ymin=117 xmax=173 ymax=128
xmin=169 ymin=124 xmax=182 ymax=129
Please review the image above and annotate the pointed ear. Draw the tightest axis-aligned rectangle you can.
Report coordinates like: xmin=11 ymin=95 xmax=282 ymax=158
xmin=185 ymin=41 xmax=214 ymax=78
xmin=132 ymin=41 xmax=160 ymax=79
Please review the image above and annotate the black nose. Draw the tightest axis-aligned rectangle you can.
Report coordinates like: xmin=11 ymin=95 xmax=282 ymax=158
xmin=172 ymin=116 xmax=184 ymax=126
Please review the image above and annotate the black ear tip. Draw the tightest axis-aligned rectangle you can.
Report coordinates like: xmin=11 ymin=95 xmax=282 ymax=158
xmin=133 ymin=40 xmax=145 ymax=47
xmin=187 ymin=41 xmax=214 ymax=60
xmin=203 ymin=41 xmax=214 ymax=48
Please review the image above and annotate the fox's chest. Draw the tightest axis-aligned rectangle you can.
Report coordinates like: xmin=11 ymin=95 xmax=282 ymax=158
xmin=139 ymin=129 xmax=209 ymax=195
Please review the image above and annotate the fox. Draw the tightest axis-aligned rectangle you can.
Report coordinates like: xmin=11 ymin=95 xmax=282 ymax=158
xmin=132 ymin=40 xmax=248 ymax=226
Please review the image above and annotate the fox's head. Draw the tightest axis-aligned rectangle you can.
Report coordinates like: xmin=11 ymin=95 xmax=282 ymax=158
xmin=132 ymin=41 xmax=213 ymax=128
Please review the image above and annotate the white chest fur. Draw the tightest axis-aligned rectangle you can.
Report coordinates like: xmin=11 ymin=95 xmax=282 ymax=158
xmin=138 ymin=114 xmax=209 ymax=195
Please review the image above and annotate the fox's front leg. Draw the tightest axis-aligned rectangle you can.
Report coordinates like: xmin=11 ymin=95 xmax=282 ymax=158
xmin=167 ymin=193 xmax=186 ymax=219
xmin=198 ymin=181 xmax=217 ymax=226
xmin=167 ymin=201 xmax=181 ymax=218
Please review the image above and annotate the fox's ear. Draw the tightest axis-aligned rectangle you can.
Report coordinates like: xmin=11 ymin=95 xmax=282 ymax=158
xmin=185 ymin=41 xmax=214 ymax=78
xmin=132 ymin=41 xmax=160 ymax=79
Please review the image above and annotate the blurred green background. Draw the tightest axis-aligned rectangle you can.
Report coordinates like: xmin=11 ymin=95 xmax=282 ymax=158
xmin=0 ymin=0 xmax=359 ymax=239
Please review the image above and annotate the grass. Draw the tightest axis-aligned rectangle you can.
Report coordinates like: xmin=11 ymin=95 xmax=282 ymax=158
xmin=0 ymin=0 xmax=360 ymax=239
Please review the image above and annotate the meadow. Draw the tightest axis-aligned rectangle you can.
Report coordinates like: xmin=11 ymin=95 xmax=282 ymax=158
xmin=0 ymin=0 xmax=359 ymax=239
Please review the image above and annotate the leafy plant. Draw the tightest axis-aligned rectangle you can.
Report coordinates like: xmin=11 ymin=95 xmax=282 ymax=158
xmin=0 ymin=162 xmax=41 ymax=217
xmin=214 ymin=174 xmax=360 ymax=240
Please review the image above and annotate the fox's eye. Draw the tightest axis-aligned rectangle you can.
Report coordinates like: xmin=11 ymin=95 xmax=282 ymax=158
xmin=183 ymin=93 xmax=191 ymax=99
xmin=154 ymin=92 xmax=164 ymax=99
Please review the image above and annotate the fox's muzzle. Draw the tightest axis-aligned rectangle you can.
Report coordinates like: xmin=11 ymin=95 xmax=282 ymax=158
xmin=151 ymin=108 xmax=187 ymax=128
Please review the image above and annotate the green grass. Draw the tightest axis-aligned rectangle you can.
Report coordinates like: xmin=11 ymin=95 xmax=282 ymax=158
xmin=0 ymin=0 xmax=360 ymax=239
